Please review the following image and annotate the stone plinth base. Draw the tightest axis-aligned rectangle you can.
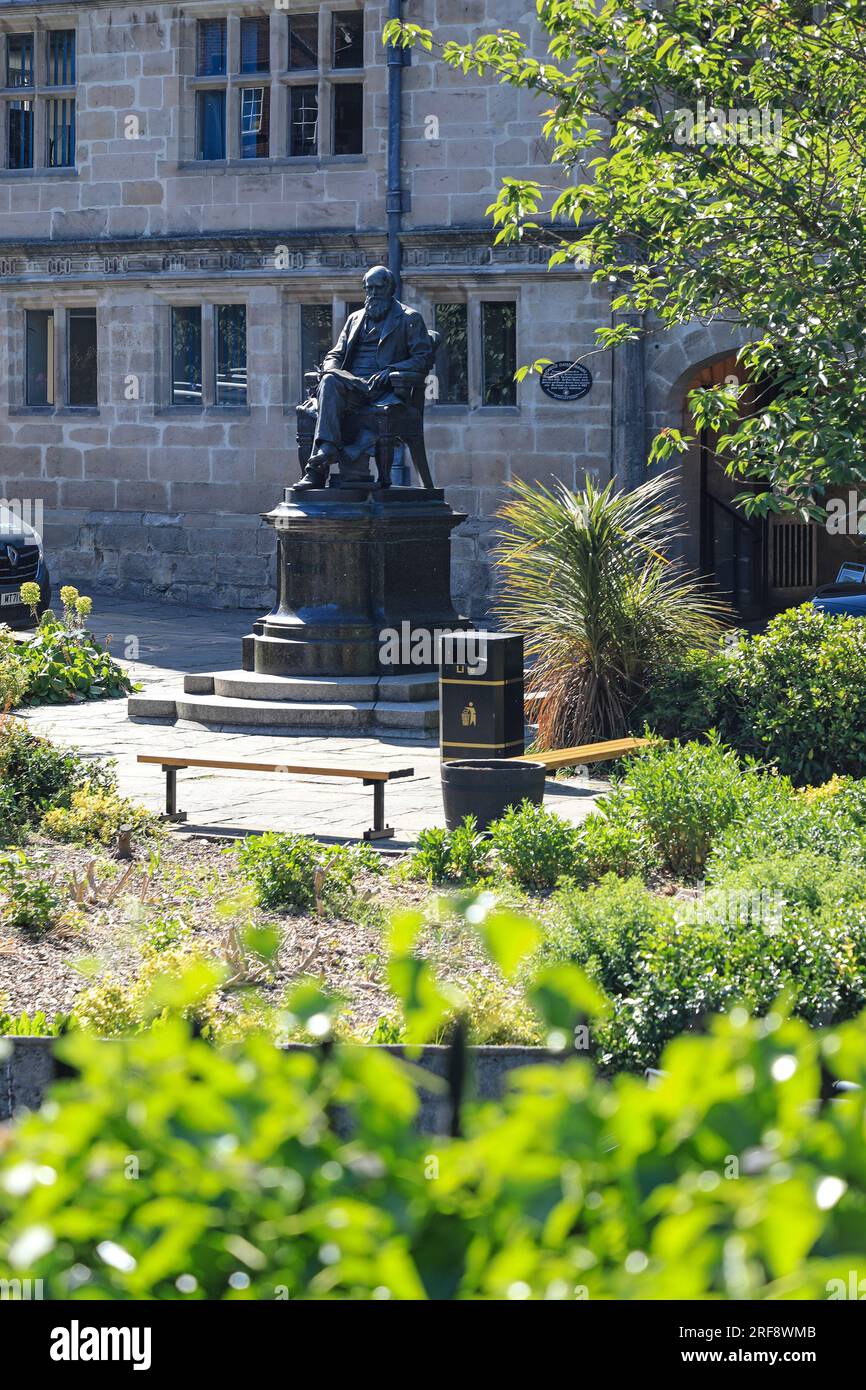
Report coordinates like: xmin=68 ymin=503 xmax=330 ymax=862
xmin=243 ymin=484 xmax=470 ymax=678
xmin=127 ymin=669 xmax=438 ymax=736
xmin=126 ymin=483 xmax=468 ymax=737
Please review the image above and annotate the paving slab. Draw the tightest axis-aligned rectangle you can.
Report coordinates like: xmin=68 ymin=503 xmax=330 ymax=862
xmin=17 ymin=596 xmax=608 ymax=845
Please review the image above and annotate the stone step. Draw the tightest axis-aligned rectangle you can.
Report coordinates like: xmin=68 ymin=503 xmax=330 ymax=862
xmin=183 ymin=668 xmax=438 ymax=703
xmin=128 ymin=689 xmax=439 ymax=735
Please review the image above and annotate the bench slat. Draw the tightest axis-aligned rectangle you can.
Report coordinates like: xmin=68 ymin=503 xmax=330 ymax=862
xmin=510 ymin=737 xmax=652 ymax=771
xmin=137 ymin=754 xmax=413 ymax=782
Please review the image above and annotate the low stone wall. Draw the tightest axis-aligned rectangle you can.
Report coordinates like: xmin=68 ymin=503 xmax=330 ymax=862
xmin=0 ymin=1038 xmax=562 ymax=1134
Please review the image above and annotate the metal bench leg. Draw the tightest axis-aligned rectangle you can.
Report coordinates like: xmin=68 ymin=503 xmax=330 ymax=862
xmin=363 ymin=780 xmax=394 ymax=841
xmin=161 ymin=766 xmax=188 ymax=824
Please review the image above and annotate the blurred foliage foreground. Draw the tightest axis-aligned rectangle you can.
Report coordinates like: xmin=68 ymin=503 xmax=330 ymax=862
xmin=1 ymin=898 xmax=865 ymax=1301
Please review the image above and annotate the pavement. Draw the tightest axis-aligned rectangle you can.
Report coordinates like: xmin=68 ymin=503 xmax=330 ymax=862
xmin=16 ymin=596 xmax=607 ymax=847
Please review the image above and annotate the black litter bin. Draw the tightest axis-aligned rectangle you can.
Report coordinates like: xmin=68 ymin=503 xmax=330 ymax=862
xmin=439 ymin=631 xmax=524 ymax=761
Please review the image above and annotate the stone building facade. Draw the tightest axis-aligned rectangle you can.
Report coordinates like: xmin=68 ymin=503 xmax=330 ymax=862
xmin=0 ymin=0 xmax=855 ymax=621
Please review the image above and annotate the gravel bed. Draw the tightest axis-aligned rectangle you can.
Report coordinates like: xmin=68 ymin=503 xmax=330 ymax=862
xmin=0 ymin=833 xmax=506 ymax=1033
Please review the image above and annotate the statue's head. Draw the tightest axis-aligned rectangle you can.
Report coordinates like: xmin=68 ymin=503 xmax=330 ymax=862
xmin=364 ymin=265 xmax=395 ymax=323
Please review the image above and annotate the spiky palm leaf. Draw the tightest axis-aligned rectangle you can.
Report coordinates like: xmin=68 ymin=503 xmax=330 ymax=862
xmin=493 ymin=472 xmax=728 ymax=749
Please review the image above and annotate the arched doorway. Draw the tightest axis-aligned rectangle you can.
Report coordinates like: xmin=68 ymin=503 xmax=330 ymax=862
xmin=689 ymin=354 xmax=767 ymax=617
xmin=685 ymin=353 xmax=816 ymax=619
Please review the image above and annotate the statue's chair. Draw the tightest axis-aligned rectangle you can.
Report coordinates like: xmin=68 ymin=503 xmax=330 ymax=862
xmin=297 ymin=330 xmax=439 ymax=490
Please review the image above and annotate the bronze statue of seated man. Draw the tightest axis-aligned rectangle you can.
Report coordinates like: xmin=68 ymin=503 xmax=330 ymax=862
xmin=295 ymin=265 xmax=434 ymax=491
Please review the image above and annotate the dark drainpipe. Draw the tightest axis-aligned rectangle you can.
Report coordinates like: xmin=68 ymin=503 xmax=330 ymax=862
xmin=386 ymin=0 xmax=408 ymax=480
xmin=386 ymin=0 xmax=404 ymax=295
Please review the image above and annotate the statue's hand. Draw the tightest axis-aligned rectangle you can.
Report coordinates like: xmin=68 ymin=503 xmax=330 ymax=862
xmin=367 ymin=370 xmax=391 ymax=392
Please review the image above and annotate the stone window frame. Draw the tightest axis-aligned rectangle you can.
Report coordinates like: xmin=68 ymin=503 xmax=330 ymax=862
xmin=282 ymin=3 xmax=366 ymax=160
xmin=181 ymin=2 xmax=367 ymax=168
xmin=0 ymin=20 xmax=77 ymax=177
xmin=282 ymin=290 xmax=366 ymax=408
xmin=156 ymin=297 xmax=250 ymax=415
xmin=420 ymin=288 xmax=522 ymax=414
xmin=282 ymin=286 xmax=522 ymax=413
xmin=10 ymin=299 xmax=100 ymax=416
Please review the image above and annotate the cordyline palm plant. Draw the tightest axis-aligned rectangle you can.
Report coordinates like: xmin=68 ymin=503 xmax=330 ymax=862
xmin=494 ymin=473 xmax=727 ymax=750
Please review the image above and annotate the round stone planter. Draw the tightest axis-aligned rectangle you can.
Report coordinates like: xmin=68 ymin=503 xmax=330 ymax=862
xmin=441 ymin=758 xmax=547 ymax=832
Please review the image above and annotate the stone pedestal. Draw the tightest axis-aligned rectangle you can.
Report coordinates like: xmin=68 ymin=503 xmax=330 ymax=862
xmin=128 ymin=483 xmax=470 ymax=738
xmin=243 ymin=484 xmax=469 ymax=678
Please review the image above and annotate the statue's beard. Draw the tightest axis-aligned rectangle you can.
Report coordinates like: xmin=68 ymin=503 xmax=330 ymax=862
xmin=366 ymin=298 xmax=390 ymax=322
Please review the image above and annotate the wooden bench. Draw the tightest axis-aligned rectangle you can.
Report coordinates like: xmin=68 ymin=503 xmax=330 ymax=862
xmin=509 ymin=736 xmax=653 ymax=772
xmin=136 ymin=754 xmax=414 ymax=841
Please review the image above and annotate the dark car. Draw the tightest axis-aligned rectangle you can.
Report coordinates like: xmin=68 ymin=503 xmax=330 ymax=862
xmin=0 ymin=505 xmax=52 ymax=628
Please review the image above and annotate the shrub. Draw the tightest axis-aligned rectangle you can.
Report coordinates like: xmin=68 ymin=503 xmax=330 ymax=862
xmin=708 ymin=774 xmax=866 ymax=876
xmin=409 ymin=826 xmax=453 ymax=882
xmin=235 ymin=833 xmax=383 ymax=915
xmin=707 ymin=849 xmax=866 ymax=913
xmin=541 ymin=874 xmax=672 ymax=996
xmin=41 ymin=787 xmax=159 ymax=846
xmin=0 ymin=785 xmax=16 ymax=845
xmin=446 ymin=816 xmax=489 ymax=882
xmin=723 ymin=605 xmax=866 ymax=783
xmin=3 ymin=940 xmax=866 ymax=1298
xmin=461 ymin=976 xmax=545 ymax=1043
xmin=0 ymin=851 xmax=64 ymax=934
xmin=407 ymin=817 xmax=491 ymax=883
xmin=70 ymin=977 xmax=139 ymax=1039
xmin=15 ymin=594 xmax=133 ymax=706
xmin=539 ymin=872 xmax=866 ymax=1071
xmin=368 ymin=976 xmax=545 ymax=1046
xmin=0 ymin=1008 xmax=68 ymax=1036
xmin=141 ymin=912 xmax=192 ymax=953
xmin=488 ymin=801 xmax=579 ymax=889
xmin=0 ymin=716 xmax=115 ymax=828
xmin=600 ymin=907 xmax=866 ymax=1070
xmin=604 ymin=735 xmax=787 ymax=879
xmin=73 ymin=944 xmax=224 ymax=1038
xmin=236 ymin=833 xmax=320 ymax=911
xmin=638 ymin=606 xmax=866 ymax=785
xmin=409 ymin=803 xmax=651 ymax=892
xmin=0 ymin=627 xmax=29 ymax=710
xmin=632 ymin=642 xmax=733 ymax=742
xmin=568 ymin=809 xmax=656 ymax=886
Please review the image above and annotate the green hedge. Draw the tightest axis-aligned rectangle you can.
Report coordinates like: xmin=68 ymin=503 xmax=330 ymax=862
xmin=541 ymin=873 xmax=866 ymax=1071
xmin=635 ymin=604 xmax=866 ymax=784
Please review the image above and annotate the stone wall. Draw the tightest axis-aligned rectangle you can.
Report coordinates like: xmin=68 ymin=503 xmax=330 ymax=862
xmin=0 ymin=0 xmax=613 ymax=619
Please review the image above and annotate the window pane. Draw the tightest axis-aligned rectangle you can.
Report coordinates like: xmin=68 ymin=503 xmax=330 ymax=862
xmin=8 ymin=101 xmax=34 ymax=169
xmin=216 ymin=305 xmax=247 ymax=407
xmin=197 ymin=90 xmax=226 ymax=160
xmin=47 ymin=98 xmax=76 ymax=168
xmin=333 ymin=84 xmax=362 ymax=155
xmin=197 ymin=19 xmax=226 ymax=76
xmin=240 ymin=17 xmax=270 ymax=73
xmin=301 ymin=304 xmax=332 ymax=382
xmin=48 ymin=30 xmax=76 ymax=86
xmin=240 ymin=87 xmax=270 ymax=159
xmin=68 ymin=309 xmax=98 ymax=407
xmin=433 ymin=304 xmax=468 ymax=404
xmin=171 ymin=307 xmax=202 ymax=406
xmin=26 ymin=311 xmax=54 ymax=407
xmin=332 ymin=12 xmax=363 ymax=69
xmin=481 ymin=302 xmax=517 ymax=406
xmin=289 ymin=13 xmax=318 ymax=70
xmin=289 ymin=85 xmax=318 ymax=156
xmin=7 ymin=34 xmax=34 ymax=88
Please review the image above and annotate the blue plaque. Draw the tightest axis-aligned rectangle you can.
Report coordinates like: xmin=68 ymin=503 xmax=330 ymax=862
xmin=540 ymin=360 xmax=593 ymax=401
